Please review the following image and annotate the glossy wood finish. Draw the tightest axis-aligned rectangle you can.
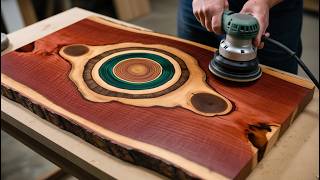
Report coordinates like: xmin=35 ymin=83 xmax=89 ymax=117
xmin=59 ymin=43 xmax=232 ymax=116
xmin=1 ymin=16 xmax=315 ymax=180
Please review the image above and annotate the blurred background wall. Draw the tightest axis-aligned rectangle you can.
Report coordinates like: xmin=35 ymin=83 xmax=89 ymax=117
xmin=1 ymin=0 xmax=319 ymax=179
xmin=1 ymin=0 xmax=150 ymax=33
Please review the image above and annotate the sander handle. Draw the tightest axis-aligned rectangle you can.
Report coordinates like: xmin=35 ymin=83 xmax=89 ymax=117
xmin=221 ymin=10 xmax=234 ymax=33
xmin=221 ymin=10 xmax=259 ymax=39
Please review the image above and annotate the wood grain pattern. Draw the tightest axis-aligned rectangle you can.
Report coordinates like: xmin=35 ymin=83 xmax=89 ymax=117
xmin=59 ymin=43 xmax=232 ymax=116
xmin=1 ymin=16 xmax=315 ymax=180
xmin=113 ymin=58 xmax=162 ymax=83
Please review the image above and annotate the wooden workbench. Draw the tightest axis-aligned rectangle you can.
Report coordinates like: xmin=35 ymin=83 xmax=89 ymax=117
xmin=1 ymin=8 xmax=319 ymax=180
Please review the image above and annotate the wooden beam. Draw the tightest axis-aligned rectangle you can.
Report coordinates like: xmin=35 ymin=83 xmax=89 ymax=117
xmin=17 ymin=0 xmax=37 ymax=26
xmin=113 ymin=0 xmax=150 ymax=21
xmin=1 ymin=114 xmax=102 ymax=180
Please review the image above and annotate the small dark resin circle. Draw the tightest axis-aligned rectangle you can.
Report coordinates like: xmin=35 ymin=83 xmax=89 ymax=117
xmin=63 ymin=45 xmax=89 ymax=56
xmin=191 ymin=93 xmax=227 ymax=113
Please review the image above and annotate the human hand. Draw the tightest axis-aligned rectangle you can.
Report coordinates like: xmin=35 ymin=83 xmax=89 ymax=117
xmin=240 ymin=0 xmax=275 ymax=49
xmin=192 ymin=0 xmax=229 ymax=34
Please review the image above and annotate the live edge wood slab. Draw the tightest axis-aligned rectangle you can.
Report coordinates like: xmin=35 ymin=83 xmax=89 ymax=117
xmin=1 ymin=16 xmax=315 ymax=180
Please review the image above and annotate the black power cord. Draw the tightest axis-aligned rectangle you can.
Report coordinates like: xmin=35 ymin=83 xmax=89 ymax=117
xmin=262 ymin=36 xmax=319 ymax=89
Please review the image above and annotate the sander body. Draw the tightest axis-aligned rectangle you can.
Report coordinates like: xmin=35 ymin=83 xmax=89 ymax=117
xmin=209 ymin=10 xmax=262 ymax=82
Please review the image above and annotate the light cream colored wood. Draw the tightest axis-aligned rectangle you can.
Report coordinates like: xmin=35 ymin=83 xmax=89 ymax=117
xmin=1 ymin=8 xmax=318 ymax=180
xmin=248 ymin=125 xmax=281 ymax=172
xmin=60 ymin=43 xmax=233 ymax=117
xmin=113 ymin=0 xmax=150 ymax=21
xmin=264 ymin=126 xmax=281 ymax=156
xmin=250 ymin=146 xmax=259 ymax=170
xmin=289 ymin=107 xmax=299 ymax=125
xmin=1 ymin=74 xmax=230 ymax=180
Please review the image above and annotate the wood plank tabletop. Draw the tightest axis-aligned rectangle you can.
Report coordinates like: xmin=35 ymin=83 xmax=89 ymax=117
xmin=1 ymin=7 xmax=319 ymax=180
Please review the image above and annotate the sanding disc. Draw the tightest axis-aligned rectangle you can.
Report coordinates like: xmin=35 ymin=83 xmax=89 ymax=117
xmin=209 ymin=53 xmax=262 ymax=82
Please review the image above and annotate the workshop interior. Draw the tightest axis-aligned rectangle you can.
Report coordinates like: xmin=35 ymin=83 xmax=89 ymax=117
xmin=1 ymin=0 xmax=319 ymax=180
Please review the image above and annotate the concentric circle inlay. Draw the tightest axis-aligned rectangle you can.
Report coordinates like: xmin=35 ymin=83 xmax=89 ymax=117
xmin=83 ymin=47 xmax=190 ymax=99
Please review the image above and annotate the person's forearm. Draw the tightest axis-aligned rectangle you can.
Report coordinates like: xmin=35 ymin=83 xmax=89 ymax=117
xmin=253 ymin=0 xmax=283 ymax=8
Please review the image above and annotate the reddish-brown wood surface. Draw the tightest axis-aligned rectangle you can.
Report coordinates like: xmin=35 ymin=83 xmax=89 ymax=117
xmin=1 ymin=17 xmax=314 ymax=180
